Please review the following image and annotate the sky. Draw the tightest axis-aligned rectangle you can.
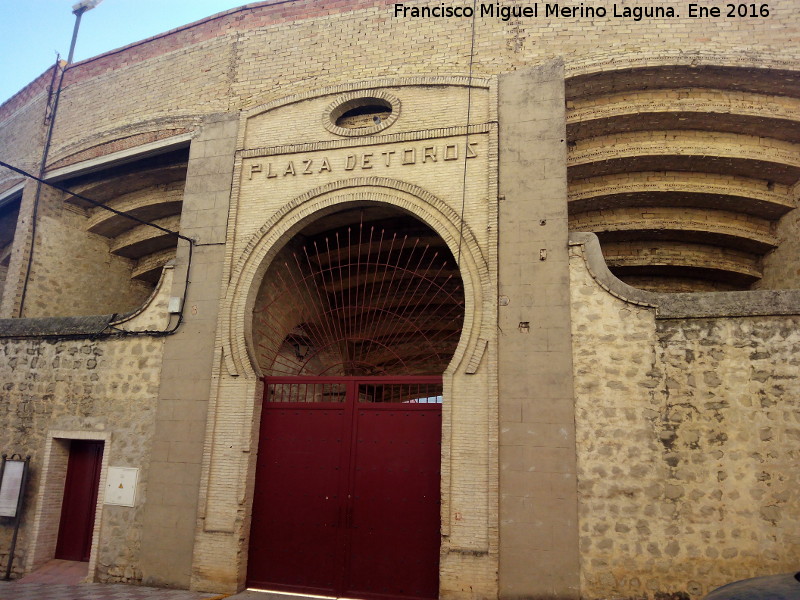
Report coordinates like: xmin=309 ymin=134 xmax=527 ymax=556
xmin=0 ymin=0 xmax=253 ymax=105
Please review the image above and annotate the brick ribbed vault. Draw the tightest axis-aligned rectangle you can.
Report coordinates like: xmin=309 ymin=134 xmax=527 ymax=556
xmin=566 ymin=65 xmax=800 ymax=292
xmin=63 ymin=150 xmax=188 ymax=284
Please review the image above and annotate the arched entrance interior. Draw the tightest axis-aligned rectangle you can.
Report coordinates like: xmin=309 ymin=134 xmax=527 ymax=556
xmin=247 ymin=205 xmax=465 ymax=600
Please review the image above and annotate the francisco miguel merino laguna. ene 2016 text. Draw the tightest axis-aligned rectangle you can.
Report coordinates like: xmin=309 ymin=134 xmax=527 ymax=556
xmin=393 ymin=3 xmax=685 ymax=20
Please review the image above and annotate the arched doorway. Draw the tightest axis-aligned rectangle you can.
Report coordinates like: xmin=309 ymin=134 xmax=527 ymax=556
xmin=247 ymin=205 xmax=465 ymax=599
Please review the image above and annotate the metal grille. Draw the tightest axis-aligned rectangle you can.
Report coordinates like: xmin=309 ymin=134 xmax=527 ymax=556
xmin=357 ymin=382 xmax=443 ymax=404
xmin=253 ymin=217 xmax=464 ymax=376
xmin=264 ymin=377 xmax=443 ymax=405
xmin=265 ymin=381 xmax=347 ymax=403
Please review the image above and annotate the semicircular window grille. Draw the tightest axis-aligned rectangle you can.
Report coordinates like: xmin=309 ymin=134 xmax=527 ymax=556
xmin=253 ymin=219 xmax=465 ymax=377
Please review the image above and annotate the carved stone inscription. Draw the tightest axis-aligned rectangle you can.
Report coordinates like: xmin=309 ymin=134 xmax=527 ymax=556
xmin=248 ymin=140 xmax=479 ymax=180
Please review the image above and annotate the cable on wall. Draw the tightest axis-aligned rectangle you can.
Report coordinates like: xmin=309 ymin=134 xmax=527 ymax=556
xmin=17 ymin=58 xmax=64 ymax=318
xmin=457 ymin=0 xmax=479 ymax=268
xmin=0 ymin=160 xmax=195 ymax=338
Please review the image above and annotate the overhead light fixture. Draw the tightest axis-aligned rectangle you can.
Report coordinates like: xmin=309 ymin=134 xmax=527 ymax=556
xmin=67 ymin=0 xmax=103 ymax=63
xmin=293 ymin=341 xmax=310 ymax=361
xmin=72 ymin=0 xmax=103 ymax=15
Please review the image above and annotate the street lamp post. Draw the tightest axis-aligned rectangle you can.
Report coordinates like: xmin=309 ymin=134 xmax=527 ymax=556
xmin=67 ymin=0 xmax=104 ymax=64
xmin=16 ymin=0 xmax=103 ymax=317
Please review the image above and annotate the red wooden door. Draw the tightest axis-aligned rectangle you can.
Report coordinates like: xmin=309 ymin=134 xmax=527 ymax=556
xmin=248 ymin=377 xmax=442 ymax=600
xmin=55 ymin=440 xmax=104 ymax=562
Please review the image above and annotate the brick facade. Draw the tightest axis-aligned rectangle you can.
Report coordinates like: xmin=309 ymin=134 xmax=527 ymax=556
xmin=0 ymin=2 xmax=798 ymax=599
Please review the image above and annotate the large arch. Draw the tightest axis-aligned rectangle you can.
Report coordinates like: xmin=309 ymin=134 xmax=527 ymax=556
xmin=246 ymin=202 xmax=467 ymax=597
xmin=251 ymin=205 xmax=466 ymax=377
xmin=220 ymin=177 xmax=492 ymax=381
xmin=193 ymin=178 xmax=496 ymax=593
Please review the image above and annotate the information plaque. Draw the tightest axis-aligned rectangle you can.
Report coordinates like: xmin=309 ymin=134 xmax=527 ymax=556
xmin=0 ymin=459 xmax=24 ymax=518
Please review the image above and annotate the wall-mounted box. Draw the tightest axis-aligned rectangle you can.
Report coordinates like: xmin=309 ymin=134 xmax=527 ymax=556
xmin=104 ymin=467 xmax=138 ymax=507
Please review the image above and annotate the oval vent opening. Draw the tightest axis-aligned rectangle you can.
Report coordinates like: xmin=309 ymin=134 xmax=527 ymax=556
xmin=334 ymin=98 xmax=392 ymax=129
xmin=324 ymin=92 xmax=401 ymax=136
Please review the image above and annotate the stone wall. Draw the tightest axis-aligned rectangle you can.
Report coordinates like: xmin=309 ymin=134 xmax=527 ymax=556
xmin=0 ymin=269 xmax=172 ymax=582
xmin=757 ymin=185 xmax=800 ymax=289
xmin=17 ymin=185 xmax=152 ymax=318
xmin=570 ymin=239 xmax=800 ymax=599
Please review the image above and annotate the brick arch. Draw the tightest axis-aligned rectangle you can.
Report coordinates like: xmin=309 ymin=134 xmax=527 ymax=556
xmin=47 ymin=119 xmax=198 ymax=171
xmin=221 ymin=177 xmax=491 ymax=380
xmin=242 ymin=75 xmax=492 ymax=121
xmin=565 ymin=51 xmax=800 ymax=97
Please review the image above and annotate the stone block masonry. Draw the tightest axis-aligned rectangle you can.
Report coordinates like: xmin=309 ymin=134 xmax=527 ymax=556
xmin=498 ymin=62 xmax=580 ymax=599
xmin=0 ymin=334 xmax=164 ymax=582
xmin=570 ymin=238 xmax=800 ymax=599
xmin=139 ymin=114 xmax=237 ymax=589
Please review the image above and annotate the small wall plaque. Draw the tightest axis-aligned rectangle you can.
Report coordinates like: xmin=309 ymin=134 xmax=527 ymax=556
xmin=104 ymin=467 xmax=139 ymax=507
xmin=0 ymin=459 xmax=25 ymax=517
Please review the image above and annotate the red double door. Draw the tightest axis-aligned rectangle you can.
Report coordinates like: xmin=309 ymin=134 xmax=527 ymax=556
xmin=247 ymin=377 xmax=442 ymax=600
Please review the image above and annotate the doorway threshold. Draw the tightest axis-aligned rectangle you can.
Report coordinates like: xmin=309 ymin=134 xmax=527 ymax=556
xmin=244 ymin=590 xmax=362 ymax=600
xmin=17 ymin=559 xmax=88 ymax=584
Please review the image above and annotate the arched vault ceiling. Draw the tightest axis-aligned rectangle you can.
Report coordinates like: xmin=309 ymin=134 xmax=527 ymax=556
xmin=253 ymin=208 xmax=465 ymax=377
xmin=568 ymin=131 xmax=800 ymax=184
xmin=64 ymin=162 xmax=187 ymax=206
xmin=87 ymin=183 xmax=184 ymax=237
xmin=570 ymin=207 xmax=777 ymax=254
xmin=565 ymin=66 xmax=800 ymax=100
xmin=132 ymin=248 xmax=176 ymax=283
xmin=619 ymin=275 xmax=739 ymax=293
xmin=568 ymin=173 xmax=793 ymax=219
xmin=567 ymin=89 xmax=800 ymax=142
xmin=59 ymin=150 xmax=188 ymax=287
xmin=564 ymin=65 xmax=800 ymax=292
xmin=601 ymin=241 xmax=761 ymax=287
xmin=109 ymin=215 xmax=180 ymax=259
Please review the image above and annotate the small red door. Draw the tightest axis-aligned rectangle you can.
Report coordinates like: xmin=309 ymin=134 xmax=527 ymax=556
xmin=55 ymin=440 xmax=104 ymax=562
xmin=248 ymin=377 xmax=442 ymax=600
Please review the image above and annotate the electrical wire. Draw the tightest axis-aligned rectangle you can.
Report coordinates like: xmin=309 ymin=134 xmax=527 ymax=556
xmin=0 ymin=160 xmax=194 ymax=339
xmin=457 ymin=0 xmax=479 ymax=268
xmin=17 ymin=59 xmax=63 ymax=318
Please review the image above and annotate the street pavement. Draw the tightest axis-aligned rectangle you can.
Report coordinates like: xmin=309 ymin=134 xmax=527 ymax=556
xmin=0 ymin=582 xmax=309 ymax=600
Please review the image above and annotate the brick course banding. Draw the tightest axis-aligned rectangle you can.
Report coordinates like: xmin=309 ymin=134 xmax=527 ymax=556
xmin=0 ymin=2 xmax=798 ymax=598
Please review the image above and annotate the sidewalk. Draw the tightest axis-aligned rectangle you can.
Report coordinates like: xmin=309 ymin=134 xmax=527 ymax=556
xmin=0 ymin=582 xmax=311 ymax=600
xmin=0 ymin=581 xmax=221 ymax=600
